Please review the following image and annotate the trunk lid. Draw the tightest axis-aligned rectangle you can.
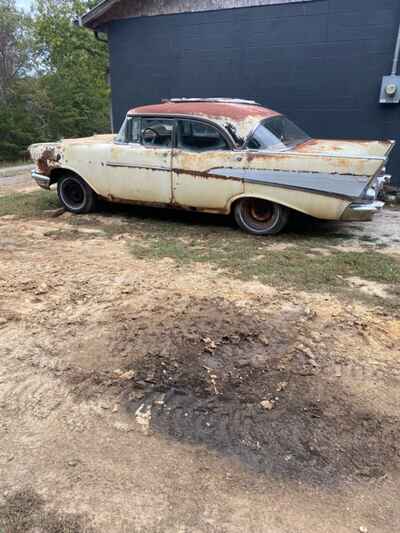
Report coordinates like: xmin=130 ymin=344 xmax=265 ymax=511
xmin=294 ymin=138 xmax=395 ymax=161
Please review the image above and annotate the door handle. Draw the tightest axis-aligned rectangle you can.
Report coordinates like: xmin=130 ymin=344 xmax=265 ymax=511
xmin=235 ymin=156 xmax=243 ymax=162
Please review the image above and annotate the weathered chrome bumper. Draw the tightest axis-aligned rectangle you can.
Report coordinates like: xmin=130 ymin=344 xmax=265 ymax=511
xmin=32 ymin=170 xmax=51 ymax=190
xmin=341 ymin=201 xmax=385 ymax=221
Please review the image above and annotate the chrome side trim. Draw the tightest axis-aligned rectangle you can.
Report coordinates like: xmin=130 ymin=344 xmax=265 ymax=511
xmin=244 ymin=149 xmax=387 ymax=161
xmin=106 ymin=162 xmax=170 ymax=171
xmin=32 ymin=171 xmax=51 ymax=190
xmin=211 ymin=167 xmax=369 ymax=199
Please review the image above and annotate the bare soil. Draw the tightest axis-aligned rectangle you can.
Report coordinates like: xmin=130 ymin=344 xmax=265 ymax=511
xmin=1 ymin=173 xmax=400 ymax=533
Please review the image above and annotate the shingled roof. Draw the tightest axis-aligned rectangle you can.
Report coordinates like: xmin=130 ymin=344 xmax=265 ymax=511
xmin=80 ymin=0 xmax=313 ymax=30
xmin=80 ymin=0 xmax=119 ymax=29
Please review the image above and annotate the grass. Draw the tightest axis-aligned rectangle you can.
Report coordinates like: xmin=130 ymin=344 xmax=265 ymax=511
xmin=0 ymin=190 xmax=58 ymax=217
xmin=1 ymin=190 xmax=399 ymax=301
xmin=129 ymin=232 xmax=400 ymax=291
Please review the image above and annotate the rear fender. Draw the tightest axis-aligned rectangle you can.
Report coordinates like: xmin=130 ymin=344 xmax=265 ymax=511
xmin=227 ymin=188 xmax=349 ymax=221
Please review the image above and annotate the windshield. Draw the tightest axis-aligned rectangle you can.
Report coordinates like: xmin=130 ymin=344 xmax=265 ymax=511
xmin=247 ymin=115 xmax=310 ymax=151
xmin=115 ymin=117 xmax=128 ymax=143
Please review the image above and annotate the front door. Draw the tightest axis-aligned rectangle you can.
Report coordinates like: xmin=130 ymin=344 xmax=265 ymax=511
xmin=107 ymin=117 xmax=175 ymax=204
xmin=172 ymin=119 xmax=245 ymax=212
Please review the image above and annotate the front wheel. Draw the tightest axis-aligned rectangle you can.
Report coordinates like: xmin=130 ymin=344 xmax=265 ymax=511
xmin=57 ymin=174 xmax=96 ymax=214
xmin=234 ymin=198 xmax=289 ymax=235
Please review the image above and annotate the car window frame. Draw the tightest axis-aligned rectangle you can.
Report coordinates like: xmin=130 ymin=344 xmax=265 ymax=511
xmin=132 ymin=114 xmax=236 ymax=149
xmin=175 ymin=118 xmax=230 ymax=153
xmin=115 ymin=114 xmax=236 ymax=150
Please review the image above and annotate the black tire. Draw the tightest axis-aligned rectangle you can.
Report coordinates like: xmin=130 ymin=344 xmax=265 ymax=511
xmin=234 ymin=198 xmax=289 ymax=235
xmin=57 ymin=174 xmax=96 ymax=214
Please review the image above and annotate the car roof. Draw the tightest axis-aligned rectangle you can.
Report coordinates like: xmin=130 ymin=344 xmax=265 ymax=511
xmin=128 ymin=99 xmax=280 ymax=140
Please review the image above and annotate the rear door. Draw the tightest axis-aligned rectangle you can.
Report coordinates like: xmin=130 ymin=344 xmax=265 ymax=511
xmin=172 ymin=119 xmax=245 ymax=212
xmin=106 ymin=117 xmax=174 ymax=204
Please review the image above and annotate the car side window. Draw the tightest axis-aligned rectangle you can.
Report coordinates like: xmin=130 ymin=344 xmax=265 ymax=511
xmin=177 ymin=120 xmax=228 ymax=152
xmin=141 ymin=119 xmax=174 ymax=148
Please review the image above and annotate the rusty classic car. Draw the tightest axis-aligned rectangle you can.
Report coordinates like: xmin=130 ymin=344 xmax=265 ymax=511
xmin=29 ymin=98 xmax=395 ymax=235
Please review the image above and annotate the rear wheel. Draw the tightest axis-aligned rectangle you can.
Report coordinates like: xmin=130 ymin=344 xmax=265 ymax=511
xmin=57 ymin=174 xmax=95 ymax=214
xmin=234 ymin=198 xmax=289 ymax=235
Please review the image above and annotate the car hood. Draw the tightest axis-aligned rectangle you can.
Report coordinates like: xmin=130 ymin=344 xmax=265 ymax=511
xmin=61 ymin=133 xmax=115 ymax=145
xmin=29 ymin=134 xmax=114 ymax=157
xmin=293 ymin=138 xmax=395 ymax=159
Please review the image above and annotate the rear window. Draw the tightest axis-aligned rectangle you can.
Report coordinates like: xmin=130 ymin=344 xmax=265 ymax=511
xmin=247 ymin=116 xmax=310 ymax=151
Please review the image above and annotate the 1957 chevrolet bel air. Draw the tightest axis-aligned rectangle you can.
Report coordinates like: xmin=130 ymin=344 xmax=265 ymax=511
xmin=29 ymin=98 xmax=395 ymax=235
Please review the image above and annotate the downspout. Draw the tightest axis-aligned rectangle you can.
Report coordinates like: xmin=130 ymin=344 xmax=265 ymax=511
xmin=392 ymin=22 xmax=400 ymax=75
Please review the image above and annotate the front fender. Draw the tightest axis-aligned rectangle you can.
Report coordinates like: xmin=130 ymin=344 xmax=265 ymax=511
xmin=48 ymin=165 xmax=104 ymax=197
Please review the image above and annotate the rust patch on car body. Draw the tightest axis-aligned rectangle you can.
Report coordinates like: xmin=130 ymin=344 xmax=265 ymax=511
xmin=101 ymin=194 xmax=227 ymax=214
xmin=172 ymin=167 xmax=237 ymax=182
xmin=29 ymin=144 xmax=64 ymax=175
xmin=130 ymin=101 xmax=278 ymax=121
xmin=293 ymin=138 xmax=395 ymax=159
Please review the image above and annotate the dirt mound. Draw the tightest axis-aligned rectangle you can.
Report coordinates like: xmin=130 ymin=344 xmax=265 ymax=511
xmin=75 ymin=297 xmax=399 ymax=487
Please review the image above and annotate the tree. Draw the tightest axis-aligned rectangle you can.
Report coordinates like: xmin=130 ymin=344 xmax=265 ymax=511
xmin=0 ymin=0 xmax=40 ymax=160
xmin=0 ymin=0 xmax=32 ymax=101
xmin=33 ymin=0 xmax=110 ymax=139
xmin=0 ymin=0 xmax=110 ymax=161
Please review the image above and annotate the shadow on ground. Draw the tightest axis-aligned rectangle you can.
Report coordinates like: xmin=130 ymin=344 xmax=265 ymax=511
xmin=95 ymin=199 xmax=362 ymax=239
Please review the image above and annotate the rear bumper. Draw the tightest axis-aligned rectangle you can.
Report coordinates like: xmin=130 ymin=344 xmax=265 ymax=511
xmin=341 ymin=201 xmax=385 ymax=221
xmin=32 ymin=171 xmax=51 ymax=190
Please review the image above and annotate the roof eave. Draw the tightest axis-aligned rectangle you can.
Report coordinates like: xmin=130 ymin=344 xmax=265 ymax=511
xmin=80 ymin=0 xmax=120 ymax=29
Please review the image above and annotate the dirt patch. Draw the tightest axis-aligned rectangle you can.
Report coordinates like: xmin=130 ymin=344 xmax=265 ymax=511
xmin=0 ymin=172 xmax=36 ymax=197
xmin=347 ymin=276 xmax=394 ymax=299
xmin=57 ymin=296 xmax=400 ymax=487
xmin=0 ymin=488 xmax=93 ymax=533
xmin=1 ymin=189 xmax=400 ymax=532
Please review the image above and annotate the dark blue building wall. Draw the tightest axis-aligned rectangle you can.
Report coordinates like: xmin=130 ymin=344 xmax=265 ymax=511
xmin=107 ymin=0 xmax=400 ymax=184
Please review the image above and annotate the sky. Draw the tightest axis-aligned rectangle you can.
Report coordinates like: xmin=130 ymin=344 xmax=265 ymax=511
xmin=15 ymin=0 xmax=32 ymax=10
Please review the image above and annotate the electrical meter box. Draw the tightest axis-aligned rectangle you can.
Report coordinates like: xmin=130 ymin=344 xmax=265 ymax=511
xmin=380 ymin=75 xmax=400 ymax=104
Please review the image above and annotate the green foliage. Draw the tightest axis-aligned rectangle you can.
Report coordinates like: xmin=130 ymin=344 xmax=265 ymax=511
xmin=33 ymin=0 xmax=109 ymax=139
xmin=0 ymin=0 xmax=33 ymax=98
xmin=0 ymin=0 xmax=109 ymax=162
xmin=0 ymin=190 xmax=58 ymax=217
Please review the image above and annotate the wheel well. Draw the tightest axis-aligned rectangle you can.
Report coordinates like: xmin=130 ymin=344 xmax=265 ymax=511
xmin=230 ymin=196 xmax=246 ymax=214
xmin=49 ymin=168 xmax=82 ymax=186
xmin=229 ymin=196 xmax=293 ymax=215
xmin=230 ymin=196 xmax=272 ymax=213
